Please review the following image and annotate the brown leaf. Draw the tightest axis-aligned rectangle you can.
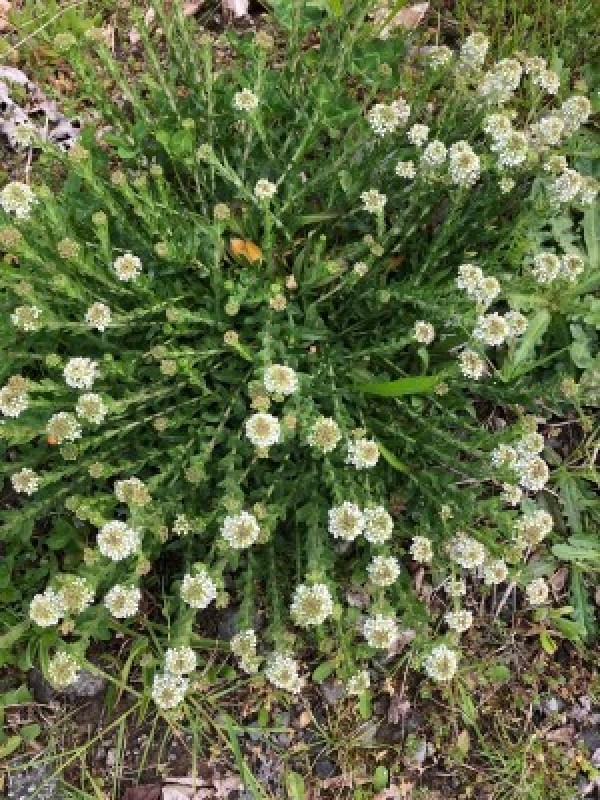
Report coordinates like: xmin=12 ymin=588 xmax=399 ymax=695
xmin=122 ymin=785 xmax=162 ymax=800
xmin=549 ymin=567 xmax=568 ymax=593
xmin=183 ymin=1 xmax=203 ymax=15
xmin=395 ymin=2 xmax=429 ymax=30
xmin=387 ymin=693 xmax=411 ymax=725
xmin=222 ymin=0 xmax=248 ymax=17
xmin=545 ymin=725 xmax=576 ymax=745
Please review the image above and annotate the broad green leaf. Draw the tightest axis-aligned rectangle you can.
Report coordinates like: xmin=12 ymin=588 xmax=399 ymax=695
xmin=539 ymin=630 xmax=557 ymax=654
xmin=0 ymin=735 xmax=21 ymax=759
xmin=373 ymin=766 xmax=389 ymax=791
xmin=326 ymin=0 xmax=343 ymax=16
xmin=312 ymin=660 xmax=335 ymax=683
xmin=355 ymin=374 xmax=441 ymax=396
xmin=584 ymin=206 xmax=599 ymax=268
xmin=286 ymin=771 xmax=306 ymax=800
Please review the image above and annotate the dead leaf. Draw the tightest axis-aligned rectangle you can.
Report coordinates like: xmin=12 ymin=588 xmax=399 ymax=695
xmin=162 ymin=788 xmax=194 ymax=800
xmin=183 ymin=1 xmax=203 ymax=15
xmin=222 ymin=0 xmax=248 ymax=17
xmin=395 ymin=2 xmax=429 ymax=29
xmin=549 ymin=567 xmax=568 ymax=593
xmin=129 ymin=28 xmax=141 ymax=45
xmin=230 ymin=238 xmax=263 ymax=263
xmin=122 ymin=785 xmax=162 ymax=800
xmin=545 ymin=725 xmax=576 ymax=745
xmin=387 ymin=693 xmax=411 ymax=725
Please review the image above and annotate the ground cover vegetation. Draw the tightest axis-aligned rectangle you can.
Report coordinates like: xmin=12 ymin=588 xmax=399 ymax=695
xmin=0 ymin=1 xmax=599 ymax=796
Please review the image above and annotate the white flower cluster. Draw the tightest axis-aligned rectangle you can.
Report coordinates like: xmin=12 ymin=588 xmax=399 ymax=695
xmin=104 ymin=584 xmax=141 ymax=618
xmin=448 ymin=141 xmax=481 ymax=188
xmin=514 ymin=508 xmax=553 ymax=548
xmin=290 ymin=583 xmax=334 ymax=626
xmin=97 ymin=520 xmax=141 ymax=561
xmin=152 ymin=672 xmax=189 ymax=710
xmin=346 ymin=437 xmax=380 ymax=469
xmin=113 ymin=252 xmax=142 ymax=282
xmin=85 ymin=302 xmax=111 ymax=331
xmin=181 ymin=569 xmax=217 ymax=609
xmin=307 ymin=416 xmax=342 ymax=453
xmin=0 ymin=181 xmax=36 ymax=218
xmin=346 ymin=669 xmax=370 ymax=696
xmin=364 ymin=613 xmax=398 ymax=649
xmin=221 ymin=510 xmax=261 ymax=549
xmin=367 ymin=555 xmax=400 ymax=587
xmin=263 ymin=364 xmax=299 ymax=396
xmin=367 ymin=99 xmax=410 ymax=135
xmin=11 ymin=305 xmax=42 ymax=332
xmin=265 ymin=652 xmax=304 ymax=693
xmin=0 ymin=379 xmax=30 ymax=418
xmin=444 ymin=608 xmax=473 ymax=634
xmin=47 ymin=651 xmax=79 ymax=689
xmin=530 ymin=251 xmax=585 ymax=284
xmin=245 ymin=412 xmax=281 ymax=448
xmin=328 ymin=503 xmax=393 ymax=544
xmin=11 ymin=467 xmax=39 ymax=495
xmin=233 ymin=88 xmax=259 ymax=112
xmin=231 ymin=629 xmax=260 ymax=674
xmin=424 ymin=644 xmax=459 ymax=682
xmin=491 ymin=430 xmax=549 ymax=493
xmin=459 ymin=32 xmax=489 ymax=70
xmin=63 ymin=357 xmax=99 ymax=390
xmin=115 ymin=477 xmax=151 ymax=507
xmin=478 ymin=58 xmax=523 ymax=105
xmin=448 ymin=533 xmax=486 ymax=570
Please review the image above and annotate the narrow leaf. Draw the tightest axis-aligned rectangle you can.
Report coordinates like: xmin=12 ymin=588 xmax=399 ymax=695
xmin=355 ymin=374 xmax=441 ymax=396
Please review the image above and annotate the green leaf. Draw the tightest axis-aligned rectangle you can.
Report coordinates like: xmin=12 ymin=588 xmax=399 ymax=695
xmin=325 ymin=0 xmax=343 ymax=16
xmin=354 ymin=374 xmax=441 ymax=396
xmin=222 ymin=714 xmax=268 ymax=800
xmin=0 ymin=620 xmax=30 ymax=653
xmin=312 ymin=660 xmax=335 ymax=683
xmin=570 ymin=568 xmax=597 ymax=641
xmin=539 ymin=630 xmax=557 ymax=654
xmin=0 ymin=735 xmax=21 ymax=759
xmin=358 ymin=690 xmax=372 ymax=720
xmin=286 ymin=771 xmax=306 ymax=800
xmin=504 ymin=309 xmax=551 ymax=377
xmin=373 ymin=766 xmax=389 ymax=791
xmin=20 ymin=723 xmax=41 ymax=742
xmin=378 ymin=441 xmax=410 ymax=474
xmin=584 ymin=206 xmax=599 ymax=268
xmin=553 ymin=536 xmax=600 ymax=567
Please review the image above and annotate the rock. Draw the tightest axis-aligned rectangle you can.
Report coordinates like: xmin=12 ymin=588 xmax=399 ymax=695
xmin=314 ymin=758 xmax=336 ymax=779
xmin=7 ymin=756 xmax=62 ymax=800
xmin=28 ymin=668 xmax=107 ymax=704
xmin=321 ymin=680 xmax=345 ymax=706
xmin=581 ymin=727 xmax=600 ymax=754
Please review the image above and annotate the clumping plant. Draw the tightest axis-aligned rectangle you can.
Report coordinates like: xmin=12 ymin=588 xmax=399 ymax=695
xmin=0 ymin=0 xmax=597 ymax=709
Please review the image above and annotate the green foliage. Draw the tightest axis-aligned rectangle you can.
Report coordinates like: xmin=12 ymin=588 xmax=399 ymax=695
xmin=0 ymin=0 xmax=598 ymax=707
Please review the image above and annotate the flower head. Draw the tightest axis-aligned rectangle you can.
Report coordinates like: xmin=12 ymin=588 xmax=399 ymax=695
xmin=360 ymin=188 xmax=387 ymax=214
xmin=424 ymin=644 xmax=459 ymax=682
xmin=47 ymin=652 xmax=79 ymax=689
xmin=245 ymin=413 xmax=281 ymax=448
xmin=368 ymin=99 xmax=410 ymax=135
xmin=47 ymin=412 xmax=82 ymax=443
xmin=76 ymin=393 xmax=107 ymax=424
xmin=152 ymin=672 xmax=188 ymax=710
xmin=254 ymin=179 xmax=277 ymax=201
xmin=165 ymin=646 xmax=197 ymax=675
xmin=328 ymin=502 xmax=365 ymax=541
xmin=104 ymin=584 xmax=141 ymax=618
xmin=0 ymin=181 xmax=36 ymax=218
xmin=233 ymin=89 xmax=259 ymax=112
xmin=97 ymin=521 xmax=141 ymax=561
xmin=367 ymin=555 xmax=400 ymax=587
xmin=11 ymin=467 xmax=39 ymax=495
xmin=347 ymin=438 xmax=379 ymax=469
xmin=85 ymin=302 xmax=111 ymax=331
xmin=444 ymin=609 xmax=473 ymax=634
xmin=307 ymin=416 xmax=342 ymax=454
xmin=410 ymin=535 xmax=433 ymax=564
xmin=113 ymin=252 xmax=142 ymax=282
xmin=364 ymin=613 xmax=398 ymax=650
xmin=265 ymin=653 xmax=304 ymax=693
xmin=64 ymin=357 xmax=99 ymax=390
xmin=413 ymin=320 xmax=435 ymax=345
xmin=221 ymin=511 xmax=261 ymax=549
xmin=181 ymin=569 xmax=217 ymax=609
xmin=525 ymin=577 xmax=549 ymax=606
xmin=11 ymin=305 xmax=42 ymax=332
xmin=30 ymin=589 xmax=65 ymax=627
xmin=264 ymin=365 xmax=299 ymax=396
xmin=290 ymin=583 xmax=334 ymax=626
xmin=363 ymin=506 xmax=393 ymax=544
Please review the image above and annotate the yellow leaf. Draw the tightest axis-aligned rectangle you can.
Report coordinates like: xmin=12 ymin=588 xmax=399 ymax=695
xmin=230 ymin=237 xmax=263 ymax=263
